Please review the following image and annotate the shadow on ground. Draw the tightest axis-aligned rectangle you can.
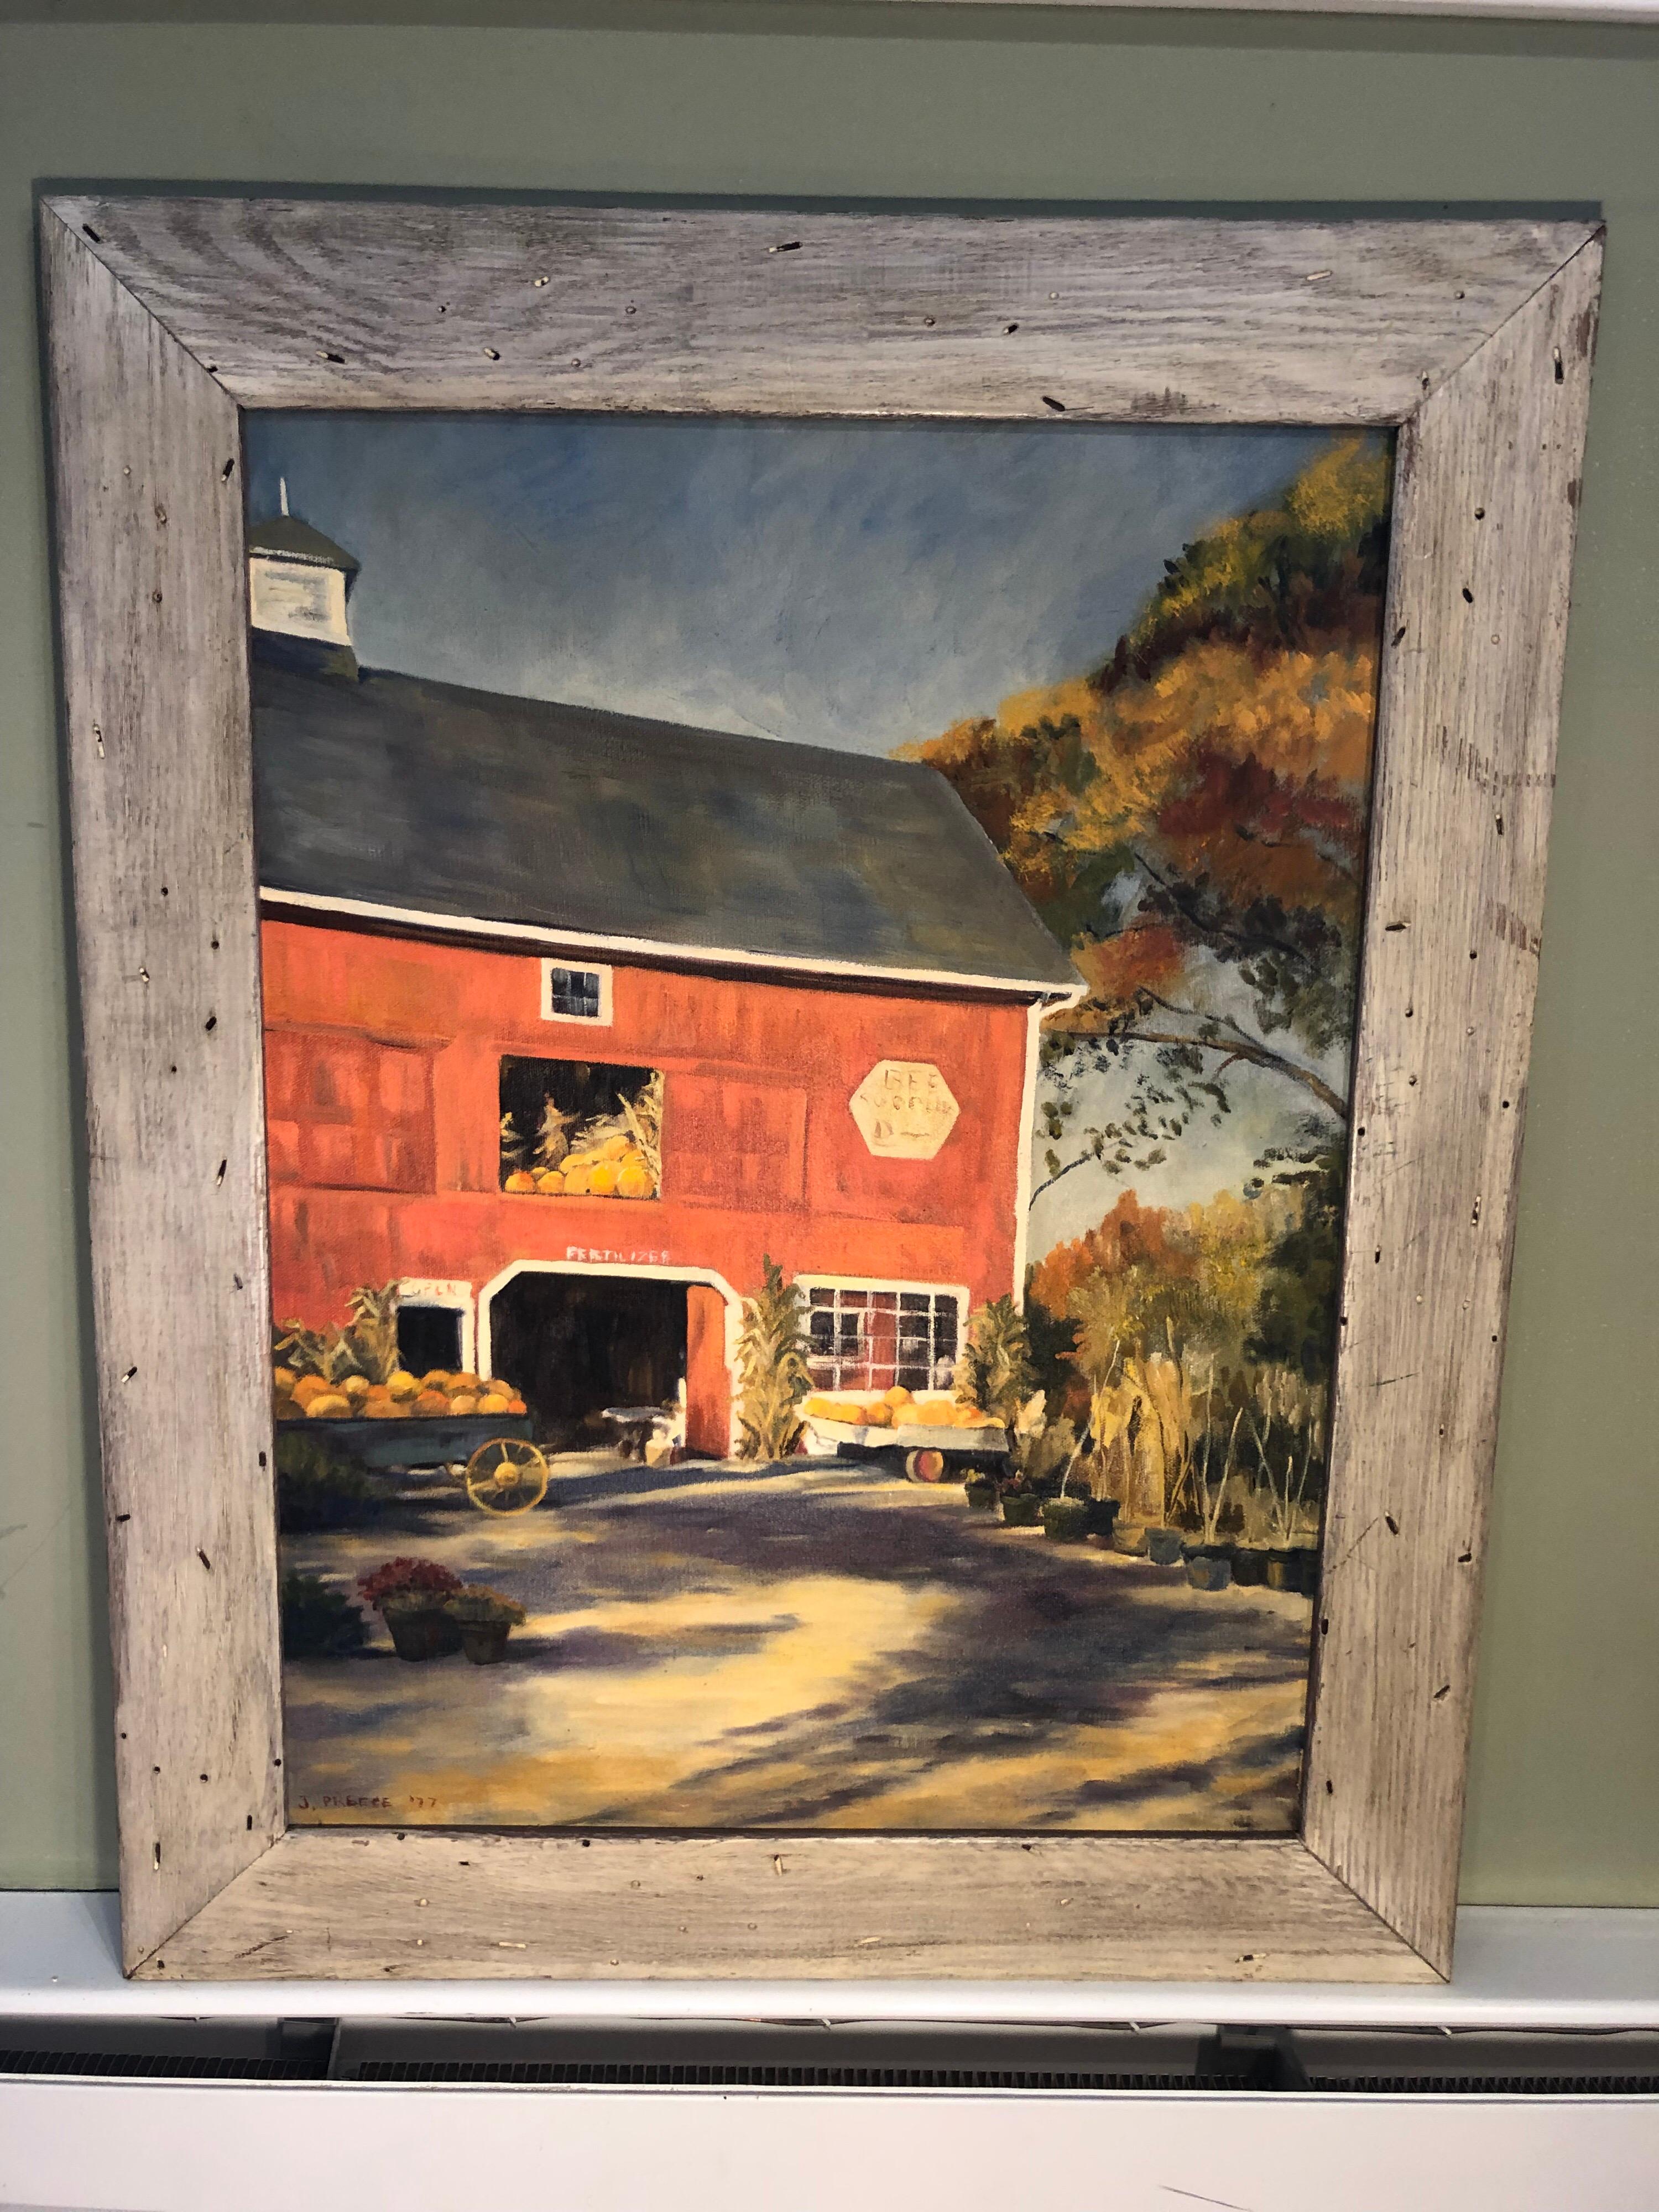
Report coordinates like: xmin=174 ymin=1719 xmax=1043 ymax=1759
xmin=283 ymin=1459 xmax=1313 ymax=1833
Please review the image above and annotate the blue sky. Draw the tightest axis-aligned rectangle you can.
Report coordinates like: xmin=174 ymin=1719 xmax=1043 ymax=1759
xmin=246 ymin=414 xmax=1333 ymax=755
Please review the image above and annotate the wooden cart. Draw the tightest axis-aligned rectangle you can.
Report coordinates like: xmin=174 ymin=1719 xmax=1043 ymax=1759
xmin=276 ymin=1412 xmax=550 ymax=1514
xmin=803 ymin=1413 xmax=1010 ymax=1484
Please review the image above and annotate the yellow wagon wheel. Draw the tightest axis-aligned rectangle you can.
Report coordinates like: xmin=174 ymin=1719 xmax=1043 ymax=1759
xmin=463 ymin=1436 xmax=550 ymax=1516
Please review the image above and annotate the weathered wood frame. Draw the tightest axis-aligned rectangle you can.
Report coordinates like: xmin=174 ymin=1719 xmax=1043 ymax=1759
xmin=38 ymin=194 xmax=1600 ymax=1986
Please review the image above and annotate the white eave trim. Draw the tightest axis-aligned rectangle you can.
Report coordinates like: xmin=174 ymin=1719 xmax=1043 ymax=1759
xmin=258 ymin=885 xmax=1082 ymax=1004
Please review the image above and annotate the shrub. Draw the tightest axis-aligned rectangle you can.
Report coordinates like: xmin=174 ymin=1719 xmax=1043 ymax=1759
xmin=954 ymin=1296 xmax=1036 ymax=1427
xmin=280 ymin=1573 xmax=368 ymax=1659
xmin=275 ymin=1432 xmax=383 ymax=1534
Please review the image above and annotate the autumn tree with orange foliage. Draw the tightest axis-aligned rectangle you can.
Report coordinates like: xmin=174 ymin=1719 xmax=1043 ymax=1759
xmin=909 ymin=435 xmax=1390 ymax=1202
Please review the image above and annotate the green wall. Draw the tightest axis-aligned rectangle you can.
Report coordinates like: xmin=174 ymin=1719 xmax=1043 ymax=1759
xmin=1 ymin=4 xmax=1654 ymax=1902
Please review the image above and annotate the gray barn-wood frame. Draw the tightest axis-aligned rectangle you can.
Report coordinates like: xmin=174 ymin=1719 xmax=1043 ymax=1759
xmin=38 ymin=194 xmax=1601 ymax=1984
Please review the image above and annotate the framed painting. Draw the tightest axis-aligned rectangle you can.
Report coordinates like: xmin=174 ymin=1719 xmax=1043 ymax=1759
xmin=39 ymin=194 xmax=1600 ymax=1983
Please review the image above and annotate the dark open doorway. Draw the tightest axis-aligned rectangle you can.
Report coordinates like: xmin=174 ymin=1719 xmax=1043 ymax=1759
xmin=487 ymin=1271 xmax=687 ymax=1448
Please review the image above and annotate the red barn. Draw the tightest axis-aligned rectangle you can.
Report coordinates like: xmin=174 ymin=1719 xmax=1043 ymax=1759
xmin=250 ymin=521 xmax=1079 ymax=1455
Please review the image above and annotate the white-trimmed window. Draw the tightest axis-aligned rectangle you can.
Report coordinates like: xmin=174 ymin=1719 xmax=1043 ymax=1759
xmin=802 ymin=1280 xmax=963 ymax=1395
xmin=540 ymin=960 xmax=612 ymax=1025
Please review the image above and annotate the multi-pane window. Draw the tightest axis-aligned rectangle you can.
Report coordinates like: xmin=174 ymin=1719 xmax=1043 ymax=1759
xmin=805 ymin=1285 xmax=961 ymax=1395
xmin=541 ymin=961 xmax=611 ymax=1024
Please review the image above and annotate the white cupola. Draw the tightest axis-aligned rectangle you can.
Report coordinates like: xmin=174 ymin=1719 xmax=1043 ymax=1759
xmin=247 ymin=478 xmax=359 ymax=653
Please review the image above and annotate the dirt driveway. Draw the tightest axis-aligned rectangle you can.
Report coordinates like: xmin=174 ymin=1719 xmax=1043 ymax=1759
xmin=282 ymin=1457 xmax=1313 ymax=1833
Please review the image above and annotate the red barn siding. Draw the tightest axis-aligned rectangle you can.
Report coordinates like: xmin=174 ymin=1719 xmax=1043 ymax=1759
xmin=262 ymin=917 xmax=1036 ymax=1437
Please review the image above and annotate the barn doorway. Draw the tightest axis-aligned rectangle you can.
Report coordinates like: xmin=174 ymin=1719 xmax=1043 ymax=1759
xmin=487 ymin=1271 xmax=689 ymax=1451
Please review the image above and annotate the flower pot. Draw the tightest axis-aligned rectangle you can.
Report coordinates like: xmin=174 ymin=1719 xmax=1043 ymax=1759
xmin=1185 ymin=1546 xmax=1233 ymax=1593
xmin=384 ymin=1606 xmax=463 ymax=1661
xmin=1110 ymin=1521 xmax=1149 ymax=1557
xmin=458 ymin=1621 xmax=513 ymax=1666
xmin=1145 ymin=1526 xmax=1185 ymax=1567
xmin=1084 ymin=1496 xmax=1120 ymax=1539
xmin=1041 ymin=1496 xmax=1093 ymax=1543
xmin=1265 ymin=1547 xmax=1300 ymax=1592
xmin=1000 ymin=1493 xmax=1042 ymax=1528
xmin=1230 ymin=1545 xmax=1269 ymax=1587
xmin=964 ymin=1475 xmax=1000 ymax=1512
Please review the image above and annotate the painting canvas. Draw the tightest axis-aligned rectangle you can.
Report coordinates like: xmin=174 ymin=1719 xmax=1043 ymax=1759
xmin=253 ymin=414 xmax=1389 ymax=1835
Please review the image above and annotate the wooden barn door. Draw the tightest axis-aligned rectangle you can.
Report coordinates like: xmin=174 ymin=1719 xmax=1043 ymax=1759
xmin=685 ymin=1284 xmax=731 ymax=1458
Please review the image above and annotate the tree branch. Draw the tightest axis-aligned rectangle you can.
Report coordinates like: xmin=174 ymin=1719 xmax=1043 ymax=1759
xmin=1132 ymin=848 xmax=1325 ymax=975
xmin=1030 ymin=1150 xmax=1107 ymax=1206
xmin=1046 ymin=1006 xmax=1348 ymax=1122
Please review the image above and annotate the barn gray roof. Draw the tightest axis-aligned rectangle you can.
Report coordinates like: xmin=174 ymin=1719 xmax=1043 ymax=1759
xmin=251 ymin=656 xmax=1078 ymax=994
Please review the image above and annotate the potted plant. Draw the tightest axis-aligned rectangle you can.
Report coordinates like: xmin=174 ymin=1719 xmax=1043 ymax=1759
xmin=1246 ymin=1369 xmax=1326 ymax=1597
xmin=1181 ymin=1396 xmax=1239 ymax=1590
xmin=964 ymin=1470 xmax=1001 ymax=1511
xmin=1084 ymin=1494 xmax=1120 ymax=1541
xmin=445 ymin=1585 xmax=529 ymax=1665
xmin=358 ymin=1557 xmax=464 ymax=1660
xmin=1230 ymin=1540 xmax=1269 ymax=1586
xmin=1041 ymin=1494 xmax=1092 ymax=1543
xmin=999 ymin=1485 xmax=1043 ymax=1527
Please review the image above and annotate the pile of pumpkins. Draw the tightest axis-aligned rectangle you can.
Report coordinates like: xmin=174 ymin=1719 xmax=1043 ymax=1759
xmin=504 ymin=1130 xmax=656 ymax=1200
xmin=802 ymin=1385 xmax=1001 ymax=1431
xmin=275 ymin=1367 xmax=529 ymax=1423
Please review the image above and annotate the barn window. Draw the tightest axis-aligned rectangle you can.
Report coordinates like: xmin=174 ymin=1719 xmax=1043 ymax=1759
xmin=499 ymin=1056 xmax=662 ymax=1198
xmin=541 ymin=960 xmax=612 ymax=1025
xmin=803 ymin=1282 xmax=962 ymax=1395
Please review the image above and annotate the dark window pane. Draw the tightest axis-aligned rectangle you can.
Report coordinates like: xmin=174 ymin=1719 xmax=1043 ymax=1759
xmin=548 ymin=965 xmax=604 ymax=1018
xmin=397 ymin=1305 xmax=463 ymax=1375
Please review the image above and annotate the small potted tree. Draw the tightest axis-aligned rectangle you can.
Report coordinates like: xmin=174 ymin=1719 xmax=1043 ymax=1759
xmin=445 ymin=1585 xmax=529 ymax=1665
xmin=1245 ymin=1369 xmax=1325 ymax=1593
xmin=1182 ymin=1400 xmax=1242 ymax=1590
xmin=358 ymin=1557 xmax=464 ymax=1660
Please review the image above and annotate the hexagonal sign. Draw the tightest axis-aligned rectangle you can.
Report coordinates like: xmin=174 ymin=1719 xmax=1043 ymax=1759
xmin=850 ymin=1060 xmax=960 ymax=1160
